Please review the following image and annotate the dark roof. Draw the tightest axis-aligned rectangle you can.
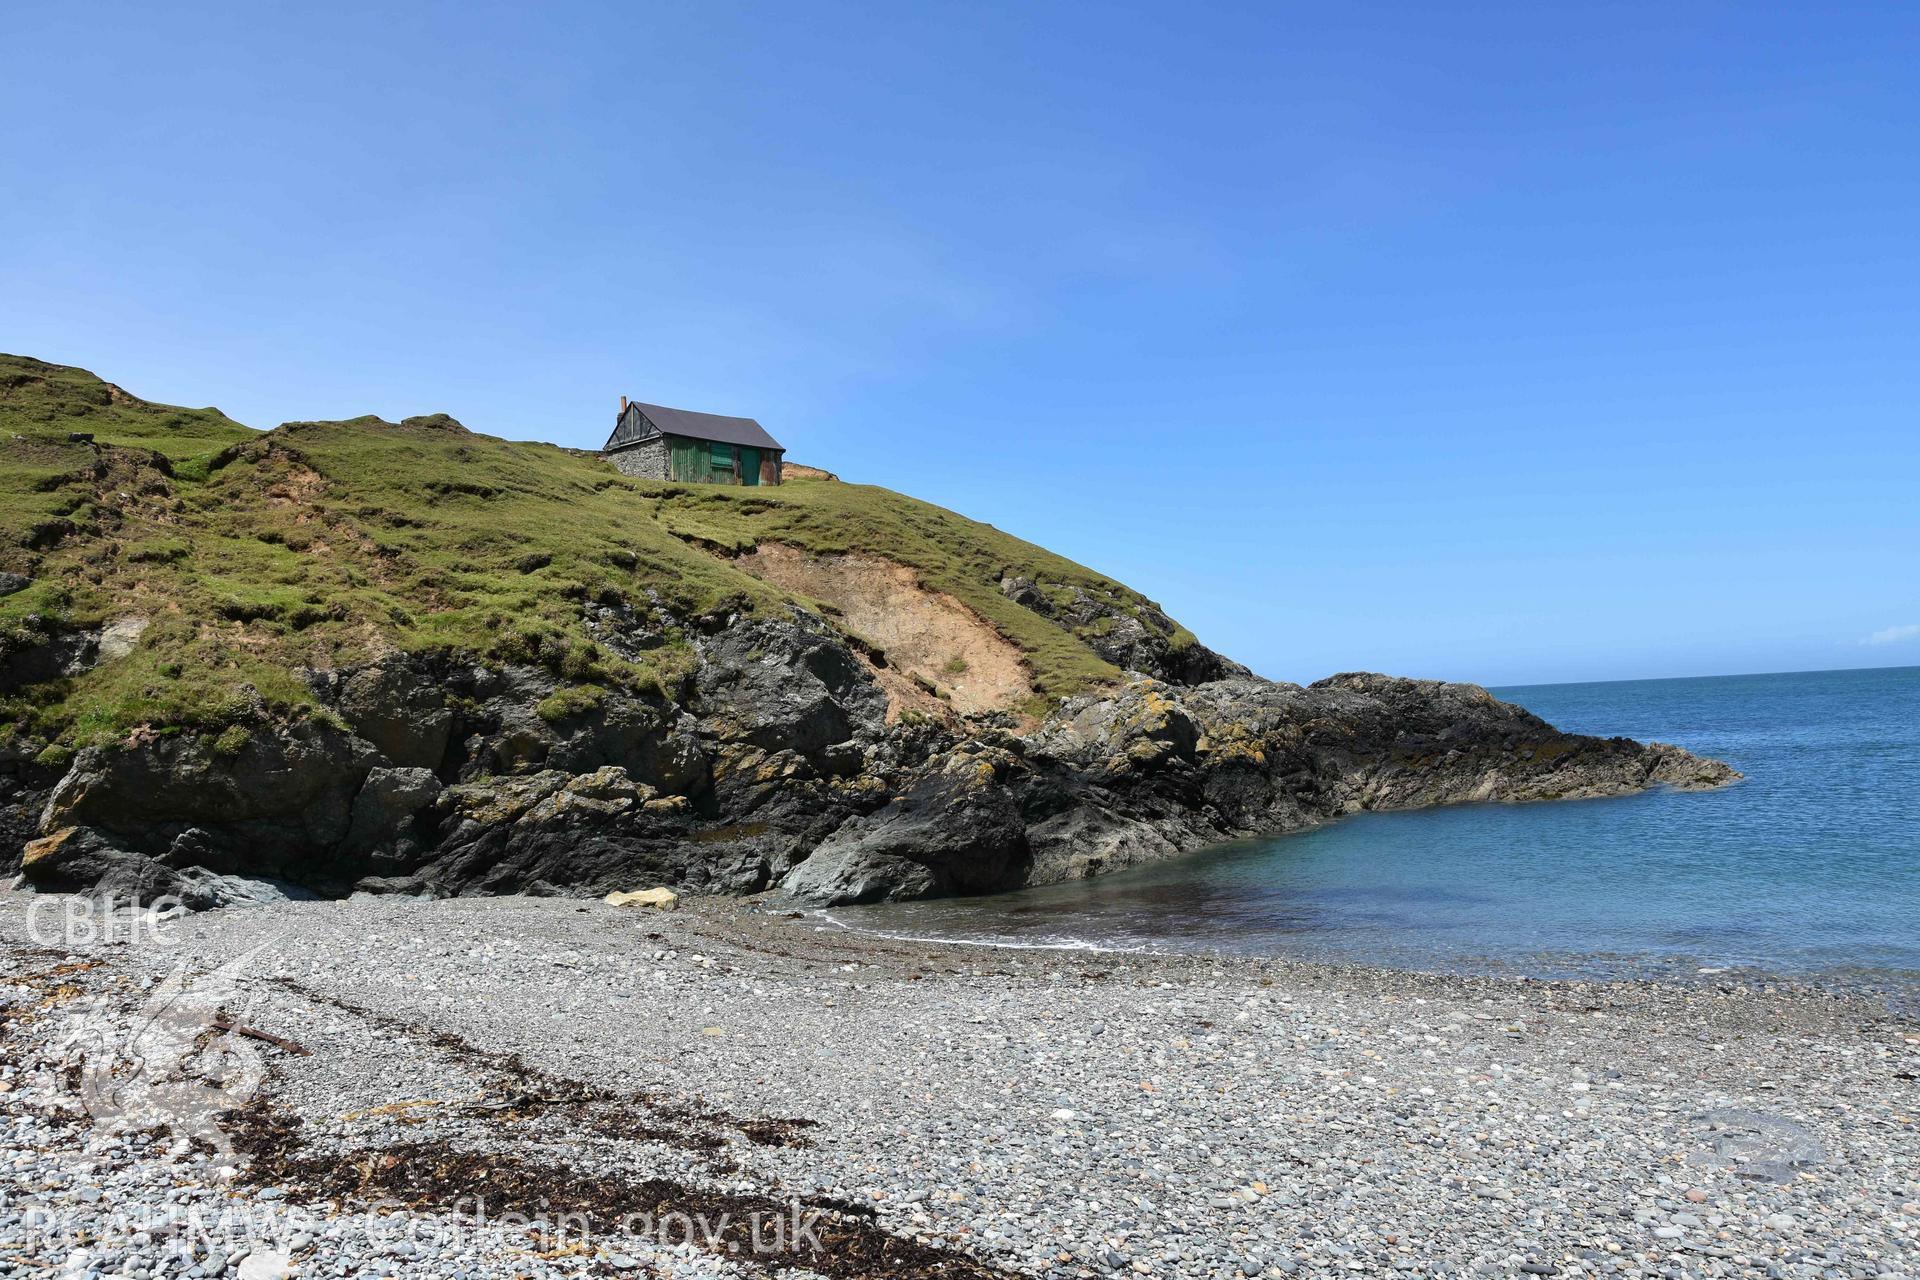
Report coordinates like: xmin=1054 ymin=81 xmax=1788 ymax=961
xmin=604 ymin=401 xmax=784 ymax=452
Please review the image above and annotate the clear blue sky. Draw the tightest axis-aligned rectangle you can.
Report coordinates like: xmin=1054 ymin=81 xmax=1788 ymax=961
xmin=5 ymin=2 xmax=1916 ymax=686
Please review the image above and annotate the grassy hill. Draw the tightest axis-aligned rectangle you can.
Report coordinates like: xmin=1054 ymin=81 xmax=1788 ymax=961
xmin=0 ymin=355 xmax=1194 ymax=756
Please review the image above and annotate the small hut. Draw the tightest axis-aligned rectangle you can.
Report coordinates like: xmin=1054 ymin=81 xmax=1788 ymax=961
xmin=601 ymin=398 xmax=785 ymax=486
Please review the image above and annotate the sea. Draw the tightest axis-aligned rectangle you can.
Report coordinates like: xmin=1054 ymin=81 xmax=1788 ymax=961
xmin=828 ymin=665 xmax=1920 ymax=987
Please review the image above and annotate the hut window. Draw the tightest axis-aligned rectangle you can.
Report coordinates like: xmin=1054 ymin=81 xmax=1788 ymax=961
xmin=710 ymin=442 xmax=734 ymax=468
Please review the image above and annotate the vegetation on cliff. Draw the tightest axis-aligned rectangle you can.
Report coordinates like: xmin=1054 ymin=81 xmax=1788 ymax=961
xmin=0 ymin=354 xmax=1192 ymax=753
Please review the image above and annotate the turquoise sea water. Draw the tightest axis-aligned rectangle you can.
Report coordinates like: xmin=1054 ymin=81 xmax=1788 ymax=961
xmin=830 ymin=666 xmax=1920 ymax=982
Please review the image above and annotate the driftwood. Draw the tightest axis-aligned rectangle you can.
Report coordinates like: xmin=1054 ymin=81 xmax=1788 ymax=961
xmin=212 ymin=1017 xmax=311 ymax=1056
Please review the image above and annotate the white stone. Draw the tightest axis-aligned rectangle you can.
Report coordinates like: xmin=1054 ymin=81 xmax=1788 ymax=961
xmin=604 ymin=887 xmax=679 ymax=910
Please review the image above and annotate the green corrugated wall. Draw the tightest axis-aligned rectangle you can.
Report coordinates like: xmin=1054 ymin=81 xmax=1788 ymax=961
xmin=666 ymin=435 xmax=781 ymax=485
xmin=667 ymin=436 xmax=722 ymax=483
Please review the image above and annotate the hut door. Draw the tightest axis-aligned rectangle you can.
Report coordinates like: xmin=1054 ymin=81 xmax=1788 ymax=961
xmin=738 ymin=446 xmax=761 ymax=485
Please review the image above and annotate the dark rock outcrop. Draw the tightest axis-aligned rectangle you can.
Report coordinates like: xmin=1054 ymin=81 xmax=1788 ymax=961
xmin=327 ymin=660 xmax=455 ymax=770
xmin=1 ymin=623 xmax=109 ymax=693
xmin=770 ymin=671 xmax=1738 ymax=905
xmin=22 ymin=825 xmax=184 ymax=902
xmin=783 ymin=747 xmax=1033 ymax=903
xmin=999 ymin=574 xmax=1248 ymax=684
xmin=42 ymin=722 xmax=379 ymax=876
xmin=7 ymin=607 xmax=1738 ymax=908
xmin=693 ymin=616 xmax=887 ymax=774
xmin=343 ymin=766 xmax=442 ymax=867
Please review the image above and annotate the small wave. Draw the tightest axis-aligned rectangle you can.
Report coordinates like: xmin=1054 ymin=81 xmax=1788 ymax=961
xmin=813 ymin=909 xmax=1156 ymax=956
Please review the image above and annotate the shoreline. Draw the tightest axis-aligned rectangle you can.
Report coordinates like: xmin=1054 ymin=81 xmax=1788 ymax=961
xmin=5 ymin=892 xmax=1917 ymax=1279
xmin=804 ymin=899 xmax=1920 ymax=1017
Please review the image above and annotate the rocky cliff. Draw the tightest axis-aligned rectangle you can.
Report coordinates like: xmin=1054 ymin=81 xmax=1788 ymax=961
xmin=0 ymin=355 xmax=1737 ymax=907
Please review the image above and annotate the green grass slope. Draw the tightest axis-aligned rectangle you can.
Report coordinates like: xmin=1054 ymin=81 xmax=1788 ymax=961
xmin=0 ymin=355 xmax=1186 ymax=755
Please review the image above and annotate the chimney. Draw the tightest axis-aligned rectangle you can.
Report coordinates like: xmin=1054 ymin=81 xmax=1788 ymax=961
xmin=619 ymin=395 xmax=628 ymax=413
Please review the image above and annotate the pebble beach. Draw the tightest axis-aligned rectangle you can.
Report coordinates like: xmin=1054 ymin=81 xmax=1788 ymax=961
xmin=2 ymin=893 xmax=1916 ymax=1280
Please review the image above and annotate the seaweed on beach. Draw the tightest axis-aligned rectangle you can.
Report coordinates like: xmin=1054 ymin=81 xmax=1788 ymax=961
xmin=267 ymin=975 xmax=818 ymax=1152
xmin=226 ymin=1101 xmax=1008 ymax=1280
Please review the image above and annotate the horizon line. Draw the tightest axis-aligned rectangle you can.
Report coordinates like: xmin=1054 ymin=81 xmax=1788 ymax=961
xmin=1485 ymin=659 xmax=1919 ymax=692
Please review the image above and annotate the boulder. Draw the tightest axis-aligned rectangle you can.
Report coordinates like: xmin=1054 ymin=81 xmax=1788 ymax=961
xmin=778 ymin=842 xmax=937 ymax=906
xmin=21 ymin=826 xmax=183 ymax=903
xmin=96 ymin=616 xmax=148 ymax=662
xmin=604 ymin=887 xmax=679 ymax=910
xmin=781 ymin=747 xmax=1031 ymax=905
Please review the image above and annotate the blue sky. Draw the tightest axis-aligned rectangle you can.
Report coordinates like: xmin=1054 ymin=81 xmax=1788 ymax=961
xmin=4 ymin=1 xmax=1916 ymax=686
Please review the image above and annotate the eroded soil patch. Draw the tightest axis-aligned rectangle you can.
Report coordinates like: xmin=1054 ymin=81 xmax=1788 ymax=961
xmin=734 ymin=543 xmax=1033 ymax=719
